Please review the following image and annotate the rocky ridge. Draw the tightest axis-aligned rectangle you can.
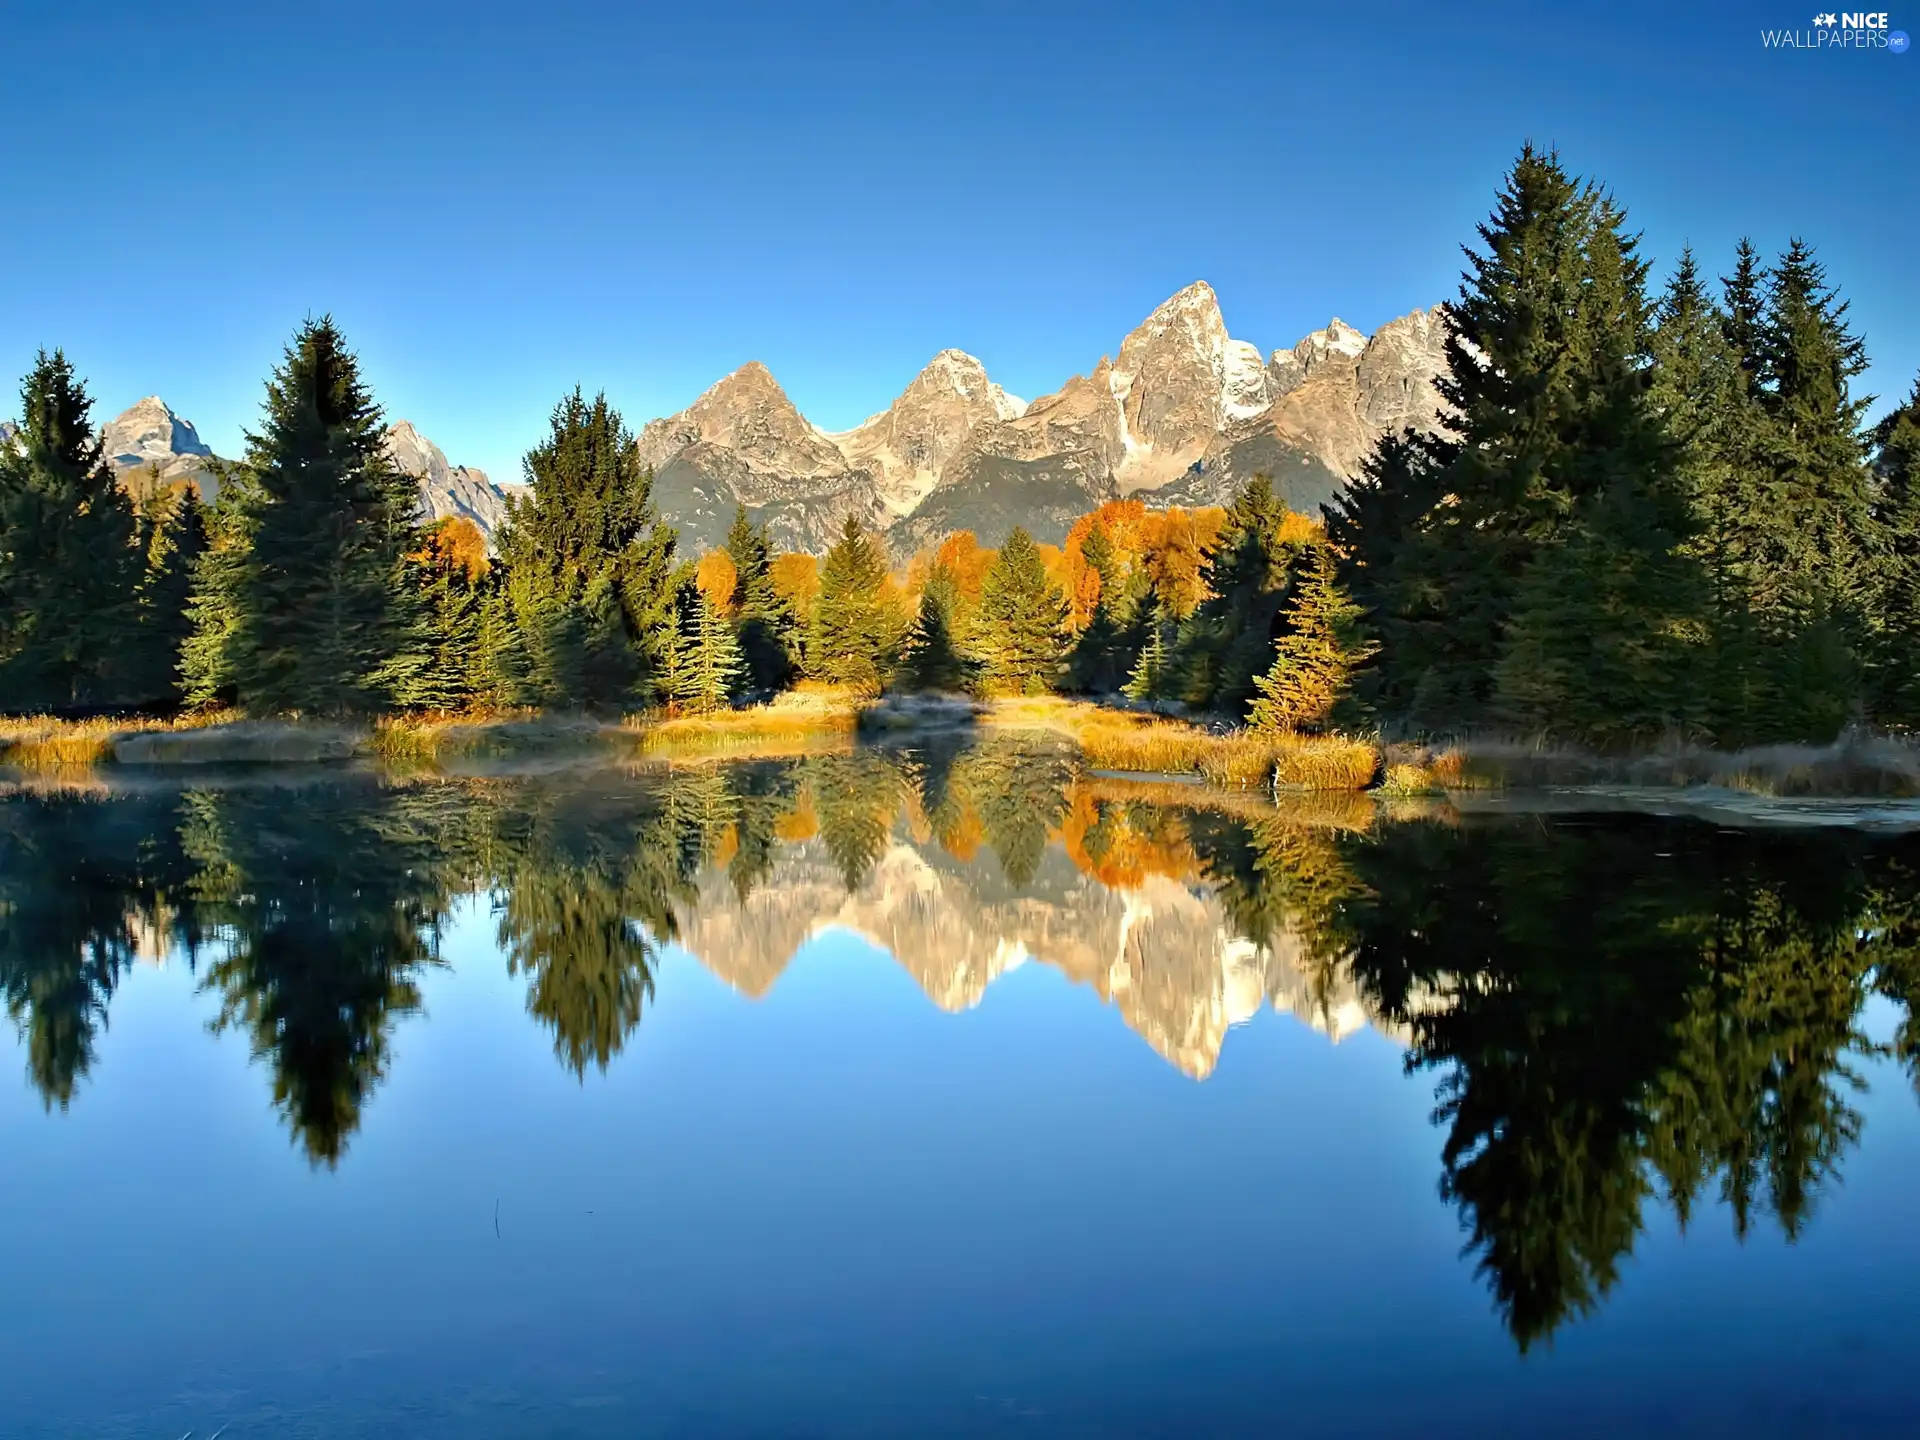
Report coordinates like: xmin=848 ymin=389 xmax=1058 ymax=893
xmin=635 ymin=282 xmax=1450 ymax=554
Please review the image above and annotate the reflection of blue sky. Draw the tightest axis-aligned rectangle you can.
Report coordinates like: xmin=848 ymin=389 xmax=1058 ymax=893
xmin=5 ymin=899 xmax=1919 ymax=1436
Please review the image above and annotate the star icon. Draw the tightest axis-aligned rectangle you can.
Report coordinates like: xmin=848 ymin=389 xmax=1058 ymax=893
xmin=1816 ymin=11 xmax=1838 ymax=23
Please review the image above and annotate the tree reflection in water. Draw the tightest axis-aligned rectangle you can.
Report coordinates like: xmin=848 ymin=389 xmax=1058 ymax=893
xmin=3 ymin=751 xmax=1918 ymax=1348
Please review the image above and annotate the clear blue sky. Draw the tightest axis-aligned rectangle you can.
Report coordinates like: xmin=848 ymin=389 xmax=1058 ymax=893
xmin=1 ymin=0 xmax=1911 ymax=483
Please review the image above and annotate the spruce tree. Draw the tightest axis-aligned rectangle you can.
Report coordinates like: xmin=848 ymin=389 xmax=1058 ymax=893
xmin=495 ymin=389 xmax=679 ymax=709
xmin=901 ymin=566 xmax=969 ymax=692
xmin=1741 ymin=239 xmax=1876 ymax=740
xmin=1651 ymin=248 xmax=1766 ymax=743
xmin=974 ymin=526 xmax=1069 ymax=695
xmin=1866 ymin=376 xmax=1920 ymax=728
xmin=723 ymin=504 xmax=792 ymax=695
xmin=1373 ymin=147 xmax=1706 ymax=740
xmin=1166 ymin=474 xmax=1300 ymax=712
xmin=811 ymin=515 xmax=903 ymax=692
xmin=0 ymin=351 xmax=143 ymax=710
xmin=1490 ymin=196 xmax=1706 ymax=743
xmin=1323 ymin=428 xmax=1451 ymax=717
xmin=129 ymin=487 xmax=209 ymax=708
xmin=670 ymin=585 xmax=743 ymax=714
xmin=1247 ymin=543 xmax=1377 ymax=733
xmin=182 ymin=461 xmax=259 ymax=709
xmin=1122 ymin=601 xmax=1171 ymax=703
xmin=210 ymin=318 xmax=422 ymax=714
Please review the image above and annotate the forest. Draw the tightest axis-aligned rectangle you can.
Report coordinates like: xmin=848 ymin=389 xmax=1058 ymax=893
xmin=2 ymin=143 xmax=1916 ymax=749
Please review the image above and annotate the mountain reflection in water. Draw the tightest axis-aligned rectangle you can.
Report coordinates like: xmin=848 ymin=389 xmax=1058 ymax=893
xmin=4 ymin=734 xmax=1919 ymax=1353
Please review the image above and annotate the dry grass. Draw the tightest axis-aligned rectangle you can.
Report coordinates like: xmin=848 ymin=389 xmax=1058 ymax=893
xmin=368 ymin=709 xmax=592 ymax=764
xmin=1401 ymin=733 xmax=1920 ymax=799
xmin=985 ymin=696 xmax=1380 ymax=791
xmin=0 ymin=710 xmax=240 ymax=770
xmin=629 ymin=687 xmax=863 ymax=761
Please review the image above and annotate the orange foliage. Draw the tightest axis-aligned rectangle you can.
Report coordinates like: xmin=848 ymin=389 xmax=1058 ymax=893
xmin=936 ymin=802 xmax=986 ymax=863
xmin=414 ymin=516 xmax=489 ymax=582
xmin=769 ymin=552 xmax=820 ymax=617
xmin=775 ymin=790 xmax=819 ymax=842
xmin=712 ymin=823 xmax=740 ymax=870
xmin=1055 ymin=785 xmax=1200 ymax=888
xmin=696 ymin=548 xmax=739 ymax=615
xmin=934 ymin=531 xmax=996 ymax=603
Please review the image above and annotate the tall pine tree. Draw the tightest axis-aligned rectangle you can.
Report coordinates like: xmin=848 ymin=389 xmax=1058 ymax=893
xmin=723 ymin=504 xmax=792 ymax=696
xmin=494 ymin=389 xmax=679 ymax=709
xmin=810 ymin=516 xmax=903 ymax=692
xmin=974 ymin=526 xmax=1069 ymax=695
xmin=1867 ymin=376 xmax=1920 ymax=728
xmin=0 ymin=351 xmax=143 ymax=711
xmin=200 ymin=319 xmax=422 ymax=715
xmin=1246 ymin=543 xmax=1377 ymax=733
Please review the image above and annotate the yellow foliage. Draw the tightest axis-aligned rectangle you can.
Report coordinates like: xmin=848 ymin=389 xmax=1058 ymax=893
xmin=696 ymin=549 xmax=739 ymax=615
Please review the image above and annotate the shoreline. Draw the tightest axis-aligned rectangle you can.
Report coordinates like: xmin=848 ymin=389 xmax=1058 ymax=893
xmin=3 ymin=702 xmax=1918 ymax=813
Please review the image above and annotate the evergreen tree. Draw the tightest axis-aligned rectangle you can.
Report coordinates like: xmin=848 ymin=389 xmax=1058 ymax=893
xmin=128 ymin=486 xmax=209 ymax=708
xmin=810 ymin=515 xmax=903 ymax=692
xmin=1322 ymin=428 xmax=1451 ymax=719
xmin=392 ymin=518 xmax=489 ymax=711
xmin=1740 ymin=239 xmax=1877 ymax=740
xmin=1651 ymin=249 xmax=1767 ymax=743
xmin=974 ymin=526 xmax=1069 ymax=695
xmin=1122 ymin=600 xmax=1172 ymax=703
xmin=203 ymin=319 xmax=422 ymax=714
xmin=1247 ymin=543 xmax=1378 ymax=733
xmin=1866 ymin=376 xmax=1920 ymax=728
xmin=1361 ymin=148 xmax=1708 ymax=740
xmin=901 ymin=566 xmax=969 ymax=692
xmin=723 ymin=505 xmax=791 ymax=695
xmin=181 ymin=460 xmax=258 ymax=708
xmin=1068 ymin=523 xmax=1155 ymax=694
xmin=494 ymin=389 xmax=679 ymax=709
xmin=670 ymin=584 xmax=744 ymax=714
xmin=0 ymin=351 xmax=143 ymax=710
xmin=1166 ymin=474 xmax=1301 ymax=712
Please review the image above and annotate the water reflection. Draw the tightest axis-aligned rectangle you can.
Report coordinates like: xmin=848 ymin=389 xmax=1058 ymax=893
xmin=4 ymin=743 xmax=1919 ymax=1350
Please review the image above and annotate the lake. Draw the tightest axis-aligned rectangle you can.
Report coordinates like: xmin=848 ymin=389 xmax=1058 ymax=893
xmin=4 ymin=737 xmax=1919 ymax=1438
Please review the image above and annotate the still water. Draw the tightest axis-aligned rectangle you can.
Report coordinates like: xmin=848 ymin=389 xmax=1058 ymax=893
xmin=3 ymin=738 xmax=1919 ymax=1437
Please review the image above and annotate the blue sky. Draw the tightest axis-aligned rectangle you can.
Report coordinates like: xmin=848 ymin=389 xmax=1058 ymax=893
xmin=1 ymin=0 xmax=1911 ymax=483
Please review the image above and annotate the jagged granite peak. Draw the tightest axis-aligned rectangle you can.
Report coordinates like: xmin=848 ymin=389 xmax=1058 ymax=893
xmin=1107 ymin=281 xmax=1272 ymax=491
xmin=638 ymin=360 xmax=850 ymax=483
xmin=833 ymin=349 xmax=1028 ymax=516
xmin=633 ymin=286 xmax=1450 ymax=554
xmin=100 ymin=396 xmax=223 ymax=501
xmin=382 ymin=420 xmax=511 ymax=539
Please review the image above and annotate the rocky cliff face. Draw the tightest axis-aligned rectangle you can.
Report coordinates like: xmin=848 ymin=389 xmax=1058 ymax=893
xmin=634 ymin=284 xmax=1451 ymax=555
xmin=101 ymin=396 xmax=223 ymax=501
xmin=383 ymin=420 xmax=512 ymax=539
xmin=670 ymin=825 xmax=1397 ymax=1078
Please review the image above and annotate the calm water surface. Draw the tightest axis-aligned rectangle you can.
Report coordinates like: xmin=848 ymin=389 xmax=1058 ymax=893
xmin=3 ymin=739 xmax=1919 ymax=1438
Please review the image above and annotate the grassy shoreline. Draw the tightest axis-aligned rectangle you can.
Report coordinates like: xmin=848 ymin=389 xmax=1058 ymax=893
xmin=4 ymin=698 xmax=1918 ymax=800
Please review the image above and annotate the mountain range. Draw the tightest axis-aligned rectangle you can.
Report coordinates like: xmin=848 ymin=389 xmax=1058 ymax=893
xmin=55 ymin=396 xmax=516 ymax=539
xmin=640 ymin=281 xmax=1450 ymax=554
xmin=17 ymin=281 xmax=1447 ymax=558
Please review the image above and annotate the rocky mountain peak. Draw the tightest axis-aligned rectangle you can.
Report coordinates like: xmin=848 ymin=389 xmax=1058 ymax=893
xmin=1106 ymin=280 xmax=1273 ymax=489
xmin=382 ymin=420 xmax=510 ymax=540
xmin=99 ymin=396 xmax=221 ymax=501
xmin=638 ymin=360 xmax=848 ymax=483
xmin=835 ymin=348 xmax=1030 ymax=516
xmin=103 ymin=396 xmax=214 ymax=469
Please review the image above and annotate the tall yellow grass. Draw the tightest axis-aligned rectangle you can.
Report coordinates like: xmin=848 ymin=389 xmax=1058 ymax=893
xmin=984 ymin=697 xmax=1380 ymax=791
xmin=629 ymin=686 xmax=863 ymax=761
xmin=0 ymin=711 xmax=240 ymax=770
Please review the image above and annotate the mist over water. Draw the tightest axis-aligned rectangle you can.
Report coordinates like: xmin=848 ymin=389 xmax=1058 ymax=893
xmin=4 ymin=741 xmax=1919 ymax=1436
